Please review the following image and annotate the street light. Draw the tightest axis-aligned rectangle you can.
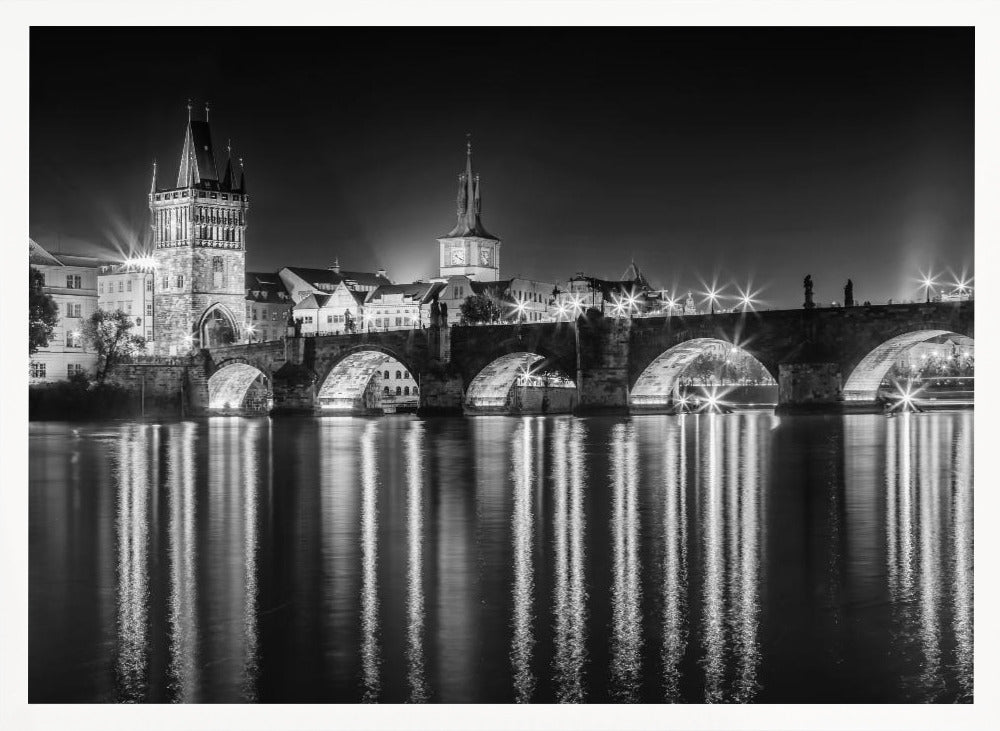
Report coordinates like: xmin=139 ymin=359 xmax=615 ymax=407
xmin=919 ymin=270 xmax=937 ymax=303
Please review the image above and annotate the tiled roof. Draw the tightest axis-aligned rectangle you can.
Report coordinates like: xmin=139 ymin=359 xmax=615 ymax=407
xmin=285 ymin=266 xmax=392 ymax=289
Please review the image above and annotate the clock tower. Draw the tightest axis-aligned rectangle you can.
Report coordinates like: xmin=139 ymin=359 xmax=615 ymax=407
xmin=437 ymin=137 xmax=500 ymax=281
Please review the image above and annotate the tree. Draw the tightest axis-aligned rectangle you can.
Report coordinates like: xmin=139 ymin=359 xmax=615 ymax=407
xmin=82 ymin=310 xmax=147 ymax=383
xmin=459 ymin=294 xmax=504 ymax=325
xmin=29 ymin=266 xmax=58 ymax=355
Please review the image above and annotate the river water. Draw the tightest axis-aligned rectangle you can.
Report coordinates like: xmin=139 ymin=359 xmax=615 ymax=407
xmin=29 ymin=411 xmax=973 ymax=703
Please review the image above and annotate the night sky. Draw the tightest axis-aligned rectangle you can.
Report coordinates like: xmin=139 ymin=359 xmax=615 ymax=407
xmin=30 ymin=28 xmax=973 ymax=309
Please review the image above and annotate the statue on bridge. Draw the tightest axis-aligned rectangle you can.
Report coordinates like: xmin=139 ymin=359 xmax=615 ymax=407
xmin=430 ymin=299 xmax=441 ymax=329
xmin=344 ymin=309 xmax=356 ymax=334
xmin=803 ymin=275 xmax=816 ymax=310
xmin=844 ymin=279 xmax=854 ymax=308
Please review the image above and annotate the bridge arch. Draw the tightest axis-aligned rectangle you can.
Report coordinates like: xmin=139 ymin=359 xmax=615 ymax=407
xmin=843 ymin=329 xmax=974 ymax=401
xmin=629 ymin=337 xmax=777 ymax=408
xmin=465 ymin=351 xmax=577 ymax=413
xmin=208 ymin=360 xmax=270 ymax=410
xmin=316 ymin=345 xmax=418 ymax=412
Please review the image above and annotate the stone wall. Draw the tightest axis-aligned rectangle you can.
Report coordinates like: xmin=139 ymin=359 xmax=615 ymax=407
xmin=777 ymin=362 xmax=843 ymax=413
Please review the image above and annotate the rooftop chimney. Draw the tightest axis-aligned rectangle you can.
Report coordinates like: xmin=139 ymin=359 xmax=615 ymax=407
xmin=377 ymin=268 xmax=387 ymax=279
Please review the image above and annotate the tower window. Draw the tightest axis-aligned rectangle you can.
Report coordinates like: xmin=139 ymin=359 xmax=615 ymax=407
xmin=175 ymin=275 xmax=184 ymax=289
xmin=161 ymin=276 xmax=169 ymax=290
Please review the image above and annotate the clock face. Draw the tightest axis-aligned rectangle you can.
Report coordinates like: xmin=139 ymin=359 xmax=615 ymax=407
xmin=451 ymin=247 xmax=466 ymax=265
xmin=480 ymin=247 xmax=491 ymax=265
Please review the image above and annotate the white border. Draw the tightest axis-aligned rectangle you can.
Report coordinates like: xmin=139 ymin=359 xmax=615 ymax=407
xmin=2 ymin=1 xmax=997 ymax=729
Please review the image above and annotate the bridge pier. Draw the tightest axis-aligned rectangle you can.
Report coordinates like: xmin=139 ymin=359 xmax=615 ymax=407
xmin=775 ymin=362 xmax=846 ymax=415
xmin=417 ymin=371 xmax=464 ymax=416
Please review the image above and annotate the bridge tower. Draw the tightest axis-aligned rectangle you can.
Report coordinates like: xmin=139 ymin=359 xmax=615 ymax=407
xmin=437 ymin=136 xmax=501 ymax=282
xmin=150 ymin=102 xmax=249 ymax=355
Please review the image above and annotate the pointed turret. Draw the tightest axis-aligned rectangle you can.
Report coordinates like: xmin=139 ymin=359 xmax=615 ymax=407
xmin=174 ymin=102 xmax=220 ymax=189
xmin=221 ymin=139 xmax=236 ymax=191
xmin=149 ymin=159 xmax=158 ymax=195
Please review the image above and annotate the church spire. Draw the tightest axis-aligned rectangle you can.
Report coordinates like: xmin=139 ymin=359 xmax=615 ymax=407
xmin=443 ymin=135 xmax=497 ymax=240
xmin=149 ymin=159 xmax=157 ymax=195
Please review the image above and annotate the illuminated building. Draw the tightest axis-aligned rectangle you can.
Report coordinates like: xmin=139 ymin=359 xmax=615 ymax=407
xmin=432 ymin=276 xmax=555 ymax=326
xmin=278 ymin=264 xmax=390 ymax=304
xmin=245 ymin=272 xmax=293 ymax=342
xmin=149 ymin=103 xmax=249 ymax=355
xmin=364 ymin=282 xmax=446 ymax=331
xmin=98 ymin=260 xmax=157 ymax=344
xmin=29 ymin=238 xmax=102 ymax=382
xmin=437 ymin=139 xmax=501 ymax=282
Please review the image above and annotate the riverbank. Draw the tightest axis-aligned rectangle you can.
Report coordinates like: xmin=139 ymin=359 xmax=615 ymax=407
xmin=29 ymin=380 xmax=184 ymax=420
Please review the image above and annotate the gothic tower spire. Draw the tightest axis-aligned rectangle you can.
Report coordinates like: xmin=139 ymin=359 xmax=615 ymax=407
xmin=437 ymin=135 xmax=501 ymax=282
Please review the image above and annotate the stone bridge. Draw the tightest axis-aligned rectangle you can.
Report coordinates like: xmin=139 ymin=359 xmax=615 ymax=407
xmin=175 ymin=300 xmax=972 ymax=415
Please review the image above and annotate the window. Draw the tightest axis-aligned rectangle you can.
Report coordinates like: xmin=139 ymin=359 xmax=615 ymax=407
xmin=126 ymin=280 xmax=132 ymax=293
xmin=176 ymin=275 xmax=184 ymax=288
xmin=146 ymin=304 xmax=153 ymax=317
xmin=118 ymin=281 xmax=124 ymax=293
xmin=162 ymin=276 xmax=169 ymax=290
xmin=303 ymin=316 xmax=313 ymax=324
xmin=67 ymin=363 xmax=85 ymax=378
xmin=375 ymin=318 xmax=382 ymax=327
xmin=252 ymin=308 xmax=258 ymax=321
xmin=66 ymin=275 xmax=82 ymax=289
xmin=383 ymin=386 xmax=390 ymax=396
xmin=404 ymin=370 xmax=410 ymax=379
xmin=396 ymin=370 xmax=402 ymax=379
xmin=66 ymin=331 xmax=82 ymax=348
xmin=396 ymin=386 xmax=402 ymax=396
xmin=99 ymin=282 xmax=104 ymax=294
xmin=395 ymin=317 xmax=402 ymax=327
xmin=30 ymin=362 xmax=46 ymax=378
xmin=212 ymin=256 xmax=224 ymax=288
xmin=383 ymin=370 xmax=389 ymax=380
xmin=327 ymin=315 xmax=333 ymax=324
xmin=146 ymin=279 xmax=153 ymax=292
xmin=126 ymin=302 xmax=132 ymax=314
xmin=404 ymin=386 xmax=410 ymax=396
xmin=413 ymin=386 xmax=418 ymax=396
xmin=271 ymin=310 xmax=277 ymax=321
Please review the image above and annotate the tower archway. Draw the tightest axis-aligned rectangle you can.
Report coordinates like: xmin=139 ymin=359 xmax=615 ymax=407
xmin=198 ymin=304 xmax=240 ymax=349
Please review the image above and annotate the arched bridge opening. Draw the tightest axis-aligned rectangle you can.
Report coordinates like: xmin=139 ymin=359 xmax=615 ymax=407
xmin=208 ymin=361 xmax=271 ymax=412
xmin=844 ymin=329 xmax=975 ymax=404
xmin=317 ymin=348 xmax=419 ymax=414
xmin=629 ymin=337 xmax=777 ymax=412
xmin=465 ymin=351 xmax=577 ymax=415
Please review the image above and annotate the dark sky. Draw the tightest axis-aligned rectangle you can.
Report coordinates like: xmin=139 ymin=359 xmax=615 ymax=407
xmin=30 ymin=27 xmax=973 ymax=308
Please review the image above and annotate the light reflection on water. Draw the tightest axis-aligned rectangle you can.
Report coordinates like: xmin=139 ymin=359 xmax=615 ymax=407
xmin=29 ymin=411 xmax=973 ymax=703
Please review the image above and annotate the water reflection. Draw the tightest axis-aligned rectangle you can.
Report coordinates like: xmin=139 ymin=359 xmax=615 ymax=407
xmin=167 ymin=422 xmax=198 ymax=702
xmin=115 ymin=425 xmax=152 ymax=702
xmin=552 ymin=419 xmax=587 ymax=702
xmin=661 ymin=415 xmax=687 ymax=702
xmin=697 ymin=413 xmax=763 ymax=703
xmin=406 ymin=423 xmax=429 ymax=703
xmin=884 ymin=412 xmax=974 ymax=702
xmin=952 ymin=412 xmax=973 ymax=701
xmin=610 ymin=422 xmax=642 ymax=702
xmin=360 ymin=421 xmax=381 ymax=702
xmin=511 ymin=419 xmax=536 ymax=702
xmin=30 ymin=412 xmax=973 ymax=704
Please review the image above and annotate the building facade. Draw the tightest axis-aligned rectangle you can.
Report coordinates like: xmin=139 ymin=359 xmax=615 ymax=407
xmin=98 ymin=262 xmax=156 ymax=344
xmin=29 ymin=239 xmax=101 ymax=382
xmin=364 ymin=282 xmax=445 ymax=331
xmin=150 ymin=106 xmax=249 ymax=355
xmin=245 ymin=271 xmax=294 ymax=342
xmin=437 ymin=139 xmax=501 ymax=282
